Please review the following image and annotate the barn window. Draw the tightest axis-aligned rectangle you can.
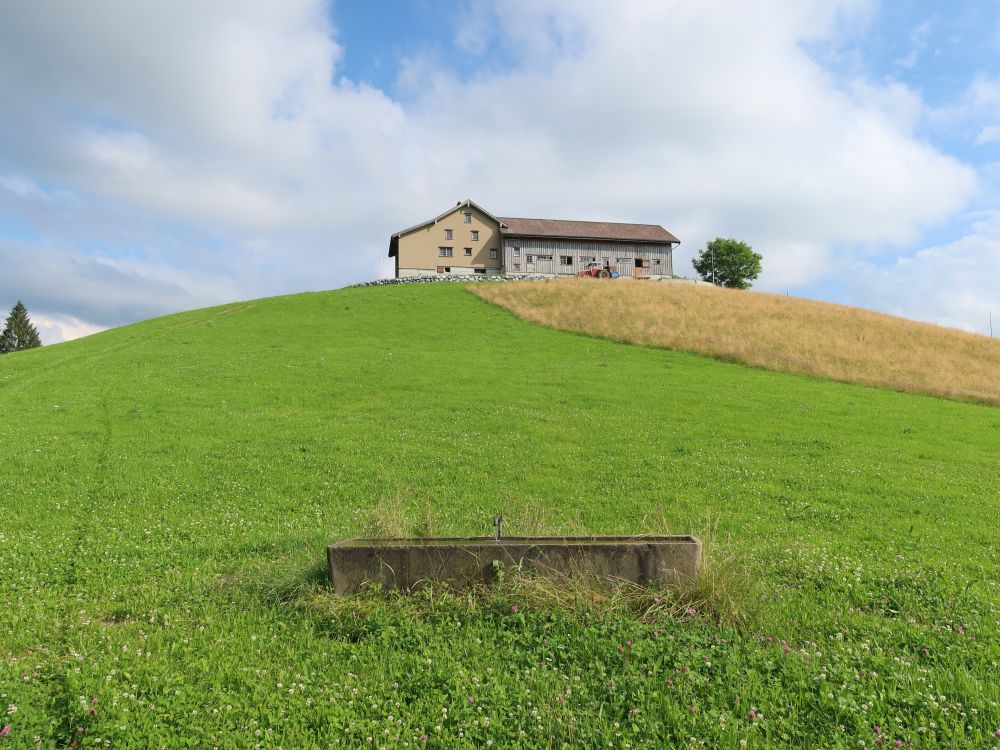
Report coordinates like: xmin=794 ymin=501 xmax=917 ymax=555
xmin=439 ymin=247 xmax=453 ymax=257
xmin=653 ymin=259 xmax=661 ymax=265
xmin=490 ymin=249 xmax=498 ymax=259
xmin=464 ymin=248 xmax=472 ymax=256
xmin=513 ymin=247 xmax=521 ymax=257
xmin=560 ymin=256 xmax=573 ymax=265
xmin=444 ymin=229 xmax=453 ymax=240
xmin=526 ymin=255 xmax=534 ymax=262
xmin=464 ymin=212 xmax=472 ymax=223
xmin=471 ymin=230 xmax=479 ymax=241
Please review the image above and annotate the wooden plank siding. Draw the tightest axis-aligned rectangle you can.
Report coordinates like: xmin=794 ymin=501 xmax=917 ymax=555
xmin=502 ymin=238 xmax=673 ymax=277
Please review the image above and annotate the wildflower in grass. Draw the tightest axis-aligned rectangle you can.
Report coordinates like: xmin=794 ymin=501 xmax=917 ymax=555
xmin=873 ymin=726 xmax=881 ymax=735
xmin=666 ymin=679 xmax=673 ymax=686
xmin=510 ymin=605 xmax=518 ymax=613
xmin=467 ymin=696 xmax=475 ymax=705
xmin=420 ymin=735 xmax=427 ymax=743
xmin=0 ymin=725 xmax=9 ymax=737
xmin=894 ymin=741 xmax=902 ymax=748
xmin=747 ymin=710 xmax=757 ymax=720
xmin=689 ymin=706 xmax=697 ymax=713
xmin=685 ymin=608 xmax=697 ymax=616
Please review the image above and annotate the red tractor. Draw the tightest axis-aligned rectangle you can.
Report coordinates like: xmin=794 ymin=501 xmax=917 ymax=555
xmin=578 ymin=262 xmax=620 ymax=279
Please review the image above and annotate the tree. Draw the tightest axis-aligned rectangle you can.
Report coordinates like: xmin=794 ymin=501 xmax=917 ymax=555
xmin=692 ymin=238 xmax=762 ymax=289
xmin=0 ymin=301 xmax=42 ymax=353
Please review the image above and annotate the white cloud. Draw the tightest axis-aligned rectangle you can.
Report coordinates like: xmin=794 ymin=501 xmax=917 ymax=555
xmin=0 ymin=0 xmax=983 ymax=338
xmin=30 ymin=314 xmax=106 ymax=346
xmin=974 ymin=125 xmax=1000 ymax=145
xmin=841 ymin=210 xmax=1000 ymax=335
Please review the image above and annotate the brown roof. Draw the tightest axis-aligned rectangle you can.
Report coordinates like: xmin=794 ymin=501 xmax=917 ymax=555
xmin=499 ymin=217 xmax=679 ymax=244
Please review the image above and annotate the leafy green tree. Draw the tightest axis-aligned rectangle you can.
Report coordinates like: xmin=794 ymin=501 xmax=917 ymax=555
xmin=692 ymin=238 xmax=763 ymax=289
xmin=0 ymin=301 xmax=42 ymax=353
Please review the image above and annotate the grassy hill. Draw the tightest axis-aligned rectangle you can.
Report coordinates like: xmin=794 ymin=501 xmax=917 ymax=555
xmin=472 ymin=279 xmax=1000 ymax=405
xmin=1 ymin=283 xmax=997 ymax=748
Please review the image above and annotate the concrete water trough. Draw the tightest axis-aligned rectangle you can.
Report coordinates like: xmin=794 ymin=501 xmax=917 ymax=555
xmin=327 ymin=535 xmax=702 ymax=594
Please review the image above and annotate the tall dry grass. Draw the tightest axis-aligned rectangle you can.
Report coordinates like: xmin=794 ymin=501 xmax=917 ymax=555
xmin=471 ymin=279 xmax=1000 ymax=405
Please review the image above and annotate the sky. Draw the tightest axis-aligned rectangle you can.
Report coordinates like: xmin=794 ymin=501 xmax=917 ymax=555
xmin=1 ymin=0 xmax=999 ymax=344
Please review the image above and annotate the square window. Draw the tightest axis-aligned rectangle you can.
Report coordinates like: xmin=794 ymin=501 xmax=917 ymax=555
xmin=439 ymin=247 xmax=453 ymax=257
xmin=471 ymin=230 xmax=479 ymax=241
xmin=526 ymin=255 xmax=534 ymax=263
xmin=444 ymin=229 xmax=453 ymax=240
xmin=464 ymin=212 xmax=472 ymax=223
xmin=464 ymin=247 xmax=472 ymax=256
xmin=560 ymin=256 xmax=572 ymax=265
xmin=490 ymin=249 xmax=497 ymax=259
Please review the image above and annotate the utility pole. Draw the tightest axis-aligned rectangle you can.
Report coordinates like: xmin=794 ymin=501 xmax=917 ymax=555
xmin=990 ymin=310 xmax=994 ymax=337
xmin=711 ymin=245 xmax=716 ymax=286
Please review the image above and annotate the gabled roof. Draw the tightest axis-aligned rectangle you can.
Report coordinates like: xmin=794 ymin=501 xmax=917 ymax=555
xmin=499 ymin=217 xmax=679 ymax=244
xmin=391 ymin=199 xmax=506 ymax=240
xmin=388 ymin=200 xmax=680 ymax=257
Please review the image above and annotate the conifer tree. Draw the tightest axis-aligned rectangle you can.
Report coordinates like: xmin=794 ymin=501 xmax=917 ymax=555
xmin=0 ymin=301 xmax=42 ymax=353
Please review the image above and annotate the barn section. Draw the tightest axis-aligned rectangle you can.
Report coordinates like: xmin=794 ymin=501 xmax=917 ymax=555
xmin=499 ymin=217 xmax=679 ymax=278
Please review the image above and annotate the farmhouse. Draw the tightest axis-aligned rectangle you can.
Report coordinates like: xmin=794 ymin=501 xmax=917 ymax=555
xmin=388 ymin=199 xmax=680 ymax=279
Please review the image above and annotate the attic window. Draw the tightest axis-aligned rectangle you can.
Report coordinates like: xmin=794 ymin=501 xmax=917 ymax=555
xmin=471 ymin=230 xmax=479 ymax=241
xmin=464 ymin=247 xmax=472 ymax=256
xmin=463 ymin=212 xmax=472 ymax=223
xmin=444 ymin=229 xmax=453 ymax=240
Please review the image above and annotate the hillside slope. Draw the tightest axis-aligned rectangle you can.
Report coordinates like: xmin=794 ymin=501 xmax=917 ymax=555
xmin=472 ymin=279 xmax=1000 ymax=404
xmin=0 ymin=284 xmax=997 ymax=748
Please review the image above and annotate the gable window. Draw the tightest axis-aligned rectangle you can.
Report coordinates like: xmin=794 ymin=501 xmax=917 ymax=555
xmin=471 ymin=230 xmax=479 ymax=241
xmin=464 ymin=247 xmax=472 ymax=256
xmin=463 ymin=212 xmax=472 ymax=223
xmin=560 ymin=255 xmax=573 ymax=265
xmin=490 ymin=249 xmax=497 ymax=259
xmin=439 ymin=247 xmax=453 ymax=257
xmin=444 ymin=229 xmax=453 ymax=240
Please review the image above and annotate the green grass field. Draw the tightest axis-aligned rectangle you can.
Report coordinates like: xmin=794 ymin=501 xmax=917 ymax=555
xmin=1 ymin=284 xmax=997 ymax=748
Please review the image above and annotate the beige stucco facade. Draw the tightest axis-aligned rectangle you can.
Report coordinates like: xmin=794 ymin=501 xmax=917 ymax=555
xmin=395 ymin=204 xmax=503 ymax=276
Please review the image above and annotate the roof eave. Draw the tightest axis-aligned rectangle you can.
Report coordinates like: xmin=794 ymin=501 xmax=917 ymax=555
xmin=501 ymin=232 xmax=679 ymax=245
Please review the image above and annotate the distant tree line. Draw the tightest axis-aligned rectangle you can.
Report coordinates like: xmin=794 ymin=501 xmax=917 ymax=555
xmin=0 ymin=301 xmax=42 ymax=353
